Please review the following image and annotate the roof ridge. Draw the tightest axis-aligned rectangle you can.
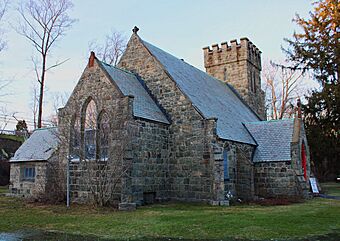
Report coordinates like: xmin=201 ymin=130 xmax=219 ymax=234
xmin=100 ymin=61 xmax=136 ymax=76
xmin=34 ymin=127 xmax=57 ymax=131
xmin=244 ymin=118 xmax=294 ymax=124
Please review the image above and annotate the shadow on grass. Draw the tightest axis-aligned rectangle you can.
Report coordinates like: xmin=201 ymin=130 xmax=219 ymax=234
xmin=1 ymin=230 xmax=340 ymax=241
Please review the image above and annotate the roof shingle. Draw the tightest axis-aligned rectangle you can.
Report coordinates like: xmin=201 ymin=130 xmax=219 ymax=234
xmin=142 ymin=40 xmax=259 ymax=145
xmin=244 ymin=119 xmax=294 ymax=162
xmin=11 ymin=127 xmax=59 ymax=162
xmin=100 ymin=62 xmax=170 ymax=124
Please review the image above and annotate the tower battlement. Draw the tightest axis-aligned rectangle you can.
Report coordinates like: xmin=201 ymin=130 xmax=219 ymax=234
xmin=203 ymin=37 xmax=265 ymax=120
xmin=203 ymin=38 xmax=261 ymax=70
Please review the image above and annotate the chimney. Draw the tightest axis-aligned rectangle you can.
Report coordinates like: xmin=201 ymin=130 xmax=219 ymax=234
xmin=88 ymin=51 xmax=95 ymax=68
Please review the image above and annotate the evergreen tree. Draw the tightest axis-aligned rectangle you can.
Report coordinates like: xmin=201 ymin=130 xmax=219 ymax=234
xmin=303 ymin=84 xmax=340 ymax=180
xmin=285 ymin=0 xmax=339 ymax=180
xmin=284 ymin=0 xmax=339 ymax=85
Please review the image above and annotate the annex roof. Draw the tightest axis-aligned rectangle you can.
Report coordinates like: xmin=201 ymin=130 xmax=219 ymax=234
xmin=10 ymin=127 xmax=59 ymax=162
xmin=100 ymin=62 xmax=170 ymax=124
xmin=244 ymin=119 xmax=295 ymax=162
xmin=141 ymin=39 xmax=259 ymax=145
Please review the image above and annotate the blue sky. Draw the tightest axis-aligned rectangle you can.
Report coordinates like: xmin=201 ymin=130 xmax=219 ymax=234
xmin=0 ymin=0 xmax=313 ymax=129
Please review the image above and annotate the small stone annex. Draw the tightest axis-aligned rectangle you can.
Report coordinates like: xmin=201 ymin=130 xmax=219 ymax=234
xmin=9 ymin=128 xmax=59 ymax=197
xmin=10 ymin=27 xmax=312 ymax=208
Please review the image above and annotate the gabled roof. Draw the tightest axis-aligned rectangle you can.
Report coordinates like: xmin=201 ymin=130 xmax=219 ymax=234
xmin=141 ymin=39 xmax=259 ymax=145
xmin=10 ymin=127 xmax=59 ymax=162
xmin=100 ymin=62 xmax=170 ymax=124
xmin=244 ymin=119 xmax=295 ymax=162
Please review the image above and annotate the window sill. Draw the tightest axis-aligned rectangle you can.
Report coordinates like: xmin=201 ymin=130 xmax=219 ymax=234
xmin=21 ymin=179 xmax=35 ymax=182
xmin=70 ymin=158 xmax=80 ymax=163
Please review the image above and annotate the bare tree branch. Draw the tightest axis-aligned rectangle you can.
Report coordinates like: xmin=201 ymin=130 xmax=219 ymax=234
xmin=262 ymin=60 xmax=308 ymax=120
xmin=15 ymin=0 xmax=76 ymax=128
xmin=0 ymin=0 xmax=9 ymax=53
xmin=29 ymin=83 xmax=39 ymax=129
xmin=0 ymin=79 xmax=11 ymax=98
xmin=0 ymin=107 xmax=18 ymax=133
xmin=89 ymin=29 xmax=127 ymax=66
xmin=48 ymin=91 xmax=69 ymax=126
xmin=46 ymin=58 xmax=69 ymax=71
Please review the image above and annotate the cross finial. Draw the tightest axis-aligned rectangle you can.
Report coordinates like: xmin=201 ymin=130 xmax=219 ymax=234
xmin=132 ymin=26 xmax=139 ymax=34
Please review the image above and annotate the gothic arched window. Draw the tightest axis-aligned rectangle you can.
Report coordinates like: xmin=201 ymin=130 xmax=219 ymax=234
xmin=223 ymin=149 xmax=229 ymax=180
xmin=70 ymin=115 xmax=81 ymax=160
xmin=83 ymin=99 xmax=97 ymax=160
xmin=98 ymin=111 xmax=110 ymax=160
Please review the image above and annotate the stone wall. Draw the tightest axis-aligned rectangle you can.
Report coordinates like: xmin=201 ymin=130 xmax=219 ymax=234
xmin=235 ymin=144 xmax=255 ymax=200
xmin=9 ymin=161 xmax=47 ymax=197
xmin=213 ymin=139 xmax=255 ymax=202
xmin=253 ymin=118 xmax=312 ymax=199
xmin=203 ymin=38 xmax=266 ymax=120
xmin=58 ymin=59 xmax=134 ymax=204
xmin=290 ymin=118 xmax=311 ymax=198
xmin=129 ymin=118 xmax=170 ymax=204
xmin=119 ymin=34 xmax=217 ymax=202
xmin=254 ymin=161 xmax=299 ymax=198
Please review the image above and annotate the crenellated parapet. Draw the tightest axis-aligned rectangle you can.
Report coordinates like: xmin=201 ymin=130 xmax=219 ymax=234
xmin=203 ymin=37 xmax=265 ymax=120
xmin=203 ymin=38 xmax=262 ymax=70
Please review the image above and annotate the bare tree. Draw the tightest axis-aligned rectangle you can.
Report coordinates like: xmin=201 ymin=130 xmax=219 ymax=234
xmin=262 ymin=60 xmax=305 ymax=120
xmin=82 ymin=128 xmax=134 ymax=207
xmin=48 ymin=91 xmax=69 ymax=126
xmin=51 ymin=91 xmax=69 ymax=114
xmin=29 ymin=84 xmax=39 ymax=129
xmin=0 ymin=107 xmax=11 ymax=133
xmin=15 ymin=0 xmax=76 ymax=128
xmin=0 ymin=79 xmax=11 ymax=101
xmin=0 ymin=107 xmax=18 ymax=133
xmin=0 ymin=0 xmax=9 ymax=103
xmin=0 ymin=0 xmax=8 ymax=53
xmin=89 ymin=29 xmax=126 ymax=66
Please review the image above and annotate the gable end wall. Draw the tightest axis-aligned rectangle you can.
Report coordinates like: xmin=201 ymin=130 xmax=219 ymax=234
xmin=119 ymin=34 xmax=217 ymax=202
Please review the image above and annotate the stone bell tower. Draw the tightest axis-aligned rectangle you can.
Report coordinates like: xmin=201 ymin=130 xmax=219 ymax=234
xmin=203 ymin=38 xmax=265 ymax=120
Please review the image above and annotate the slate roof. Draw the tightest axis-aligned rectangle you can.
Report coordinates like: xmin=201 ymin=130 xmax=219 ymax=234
xmin=10 ymin=127 xmax=59 ymax=162
xmin=100 ymin=62 xmax=170 ymax=124
xmin=244 ymin=119 xmax=295 ymax=162
xmin=141 ymin=40 xmax=259 ymax=145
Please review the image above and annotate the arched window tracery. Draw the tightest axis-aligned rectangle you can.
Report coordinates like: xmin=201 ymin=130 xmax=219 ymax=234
xmin=83 ymin=99 xmax=97 ymax=160
xmin=98 ymin=111 xmax=110 ymax=160
xmin=70 ymin=115 xmax=81 ymax=160
xmin=70 ymin=98 xmax=111 ymax=161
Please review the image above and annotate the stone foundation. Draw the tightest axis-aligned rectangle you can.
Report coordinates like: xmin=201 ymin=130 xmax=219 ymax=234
xmin=254 ymin=161 xmax=299 ymax=198
xmin=118 ymin=202 xmax=137 ymax=211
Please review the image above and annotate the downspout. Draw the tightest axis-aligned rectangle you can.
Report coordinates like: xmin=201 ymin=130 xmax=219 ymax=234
xmin=66 ymin=155 xmax=71 ymax=208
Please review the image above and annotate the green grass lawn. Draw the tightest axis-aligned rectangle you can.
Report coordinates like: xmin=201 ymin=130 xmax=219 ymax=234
xmin=0 ymin=186 xmax=8 ymax=194
xmin=0 ymin=194 xmax=339 ymax=240
xmin=321 ymin=182 xmax=340 ymax=196
xmin=0 ymin=134 xmax=24 ymax=143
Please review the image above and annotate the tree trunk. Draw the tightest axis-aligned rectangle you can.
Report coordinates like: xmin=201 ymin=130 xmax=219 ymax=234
xmin=38 ymin=55 xmax=46 ymax=128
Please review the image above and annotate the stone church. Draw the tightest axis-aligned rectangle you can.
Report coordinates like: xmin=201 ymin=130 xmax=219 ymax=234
xmin=11 ymin=27 xmax=312 ymax=207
